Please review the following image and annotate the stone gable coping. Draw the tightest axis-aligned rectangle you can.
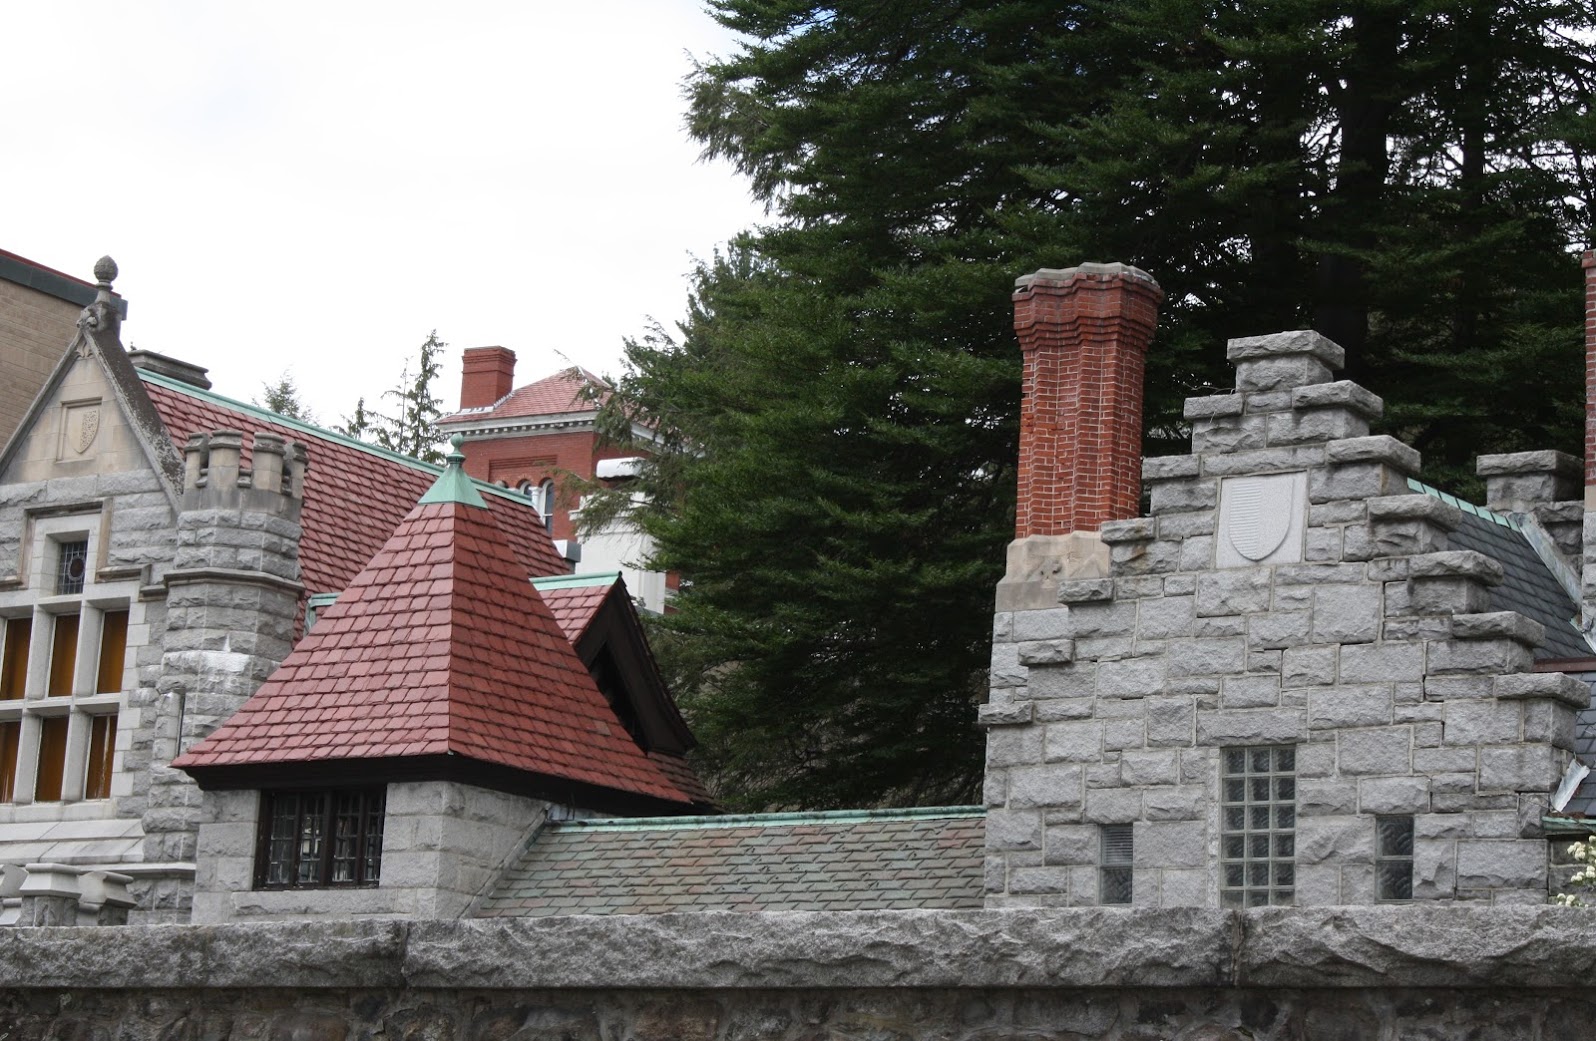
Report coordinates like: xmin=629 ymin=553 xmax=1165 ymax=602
xmin=1291 ymin=381 xmax=1384 ymax=419
xmin=1494 ymin=672 xmax=1590 ymax=709
xmin=1477 ymin=451 xmax=1582 ymax=477
xmin=1182 ymin=394 xmax=1244 ymax=420
xmin=1099 ymin=518 xmax=1156 ymax=544
xmin=1408 ymin=550 xmax=1506 ymax=585
xmin=1327 ymin=435 xmax=1423 ymax=474
xmin=978 ymin=702 xmax=1034 ymax=727
xmin=1450 ymin=611 xmax=1547 ymax=648
xmin=1017 ymin=640 xmax=1074 ymax=665
xmin=1058 ymin=579 xmax=1114 ymax=604
xmin=1367 ymin=494 xmax=1464 ymax=530
xmin=1142 ymin=455 xmax=1201 ymax=481
xmin=1226 ymin=330 xmax=1346 ymax=368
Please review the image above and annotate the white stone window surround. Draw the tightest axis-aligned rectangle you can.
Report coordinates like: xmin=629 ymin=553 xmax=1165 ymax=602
xmin=0 ymin=509 xmax=143 ymax=821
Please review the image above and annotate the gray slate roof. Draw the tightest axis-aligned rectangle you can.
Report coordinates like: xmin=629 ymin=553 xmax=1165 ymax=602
xmin=474 ymin=807 xmax=985 ymax=917
xmin=1410 ymin=481 xmax=1590 ymax=660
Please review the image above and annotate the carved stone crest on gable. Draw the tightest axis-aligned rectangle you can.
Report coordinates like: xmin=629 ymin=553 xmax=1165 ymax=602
xmin=1216 ymin=472 xmax=1306 ymax=567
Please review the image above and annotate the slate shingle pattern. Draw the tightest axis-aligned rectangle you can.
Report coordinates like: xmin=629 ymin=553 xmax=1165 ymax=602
xmin=536 ymin=581 xmax=613 ymax=642
xmin=439 ymin=366 xmax=608 ymax=424
xmin=173 ymin=495 xmax=691 ymax=805
xmin=144 ymin=373 xmax=570 ymax=597
xmin=474 ymin=810 xmax=986 ymax=916
xmin=1410 ymin=480 xmax=1590 ymax=660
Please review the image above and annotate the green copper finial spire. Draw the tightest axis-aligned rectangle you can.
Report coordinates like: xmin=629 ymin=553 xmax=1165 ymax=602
xmin=419 ymin=434 xmax=487 ymax=507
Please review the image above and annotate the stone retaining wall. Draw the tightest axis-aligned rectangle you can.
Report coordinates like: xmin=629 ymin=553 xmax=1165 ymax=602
xmin=4 ymin=907 xmax=1596 ymax=1039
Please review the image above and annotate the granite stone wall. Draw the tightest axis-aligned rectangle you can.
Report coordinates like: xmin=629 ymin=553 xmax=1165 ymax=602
xmin=2 ymin=907 xmax=1596 ymax=1040
xmin=983 ymin=330 xmax=1582 ymax=907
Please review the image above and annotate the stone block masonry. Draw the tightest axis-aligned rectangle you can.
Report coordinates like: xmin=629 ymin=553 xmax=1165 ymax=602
xmin=985 ymin=325 xmax=1577 ymax=907
xmin=2 ymin=908 xmax=1596 ymax=1039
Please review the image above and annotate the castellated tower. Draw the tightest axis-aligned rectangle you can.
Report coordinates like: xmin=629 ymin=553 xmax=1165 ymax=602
xmin=983 ymin=264 xmax=1582 ymax=908
xmin=139 ymin=430 xmax=306 ymax=919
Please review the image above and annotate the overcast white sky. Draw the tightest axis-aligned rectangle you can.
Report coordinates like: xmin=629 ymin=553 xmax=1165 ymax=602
xmin=1 ymin=2 xmax=766 ymax=423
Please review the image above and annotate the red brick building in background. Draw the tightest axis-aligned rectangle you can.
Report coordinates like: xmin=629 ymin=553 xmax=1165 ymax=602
xmin=438 ymin=347 xmax=675 ymax=612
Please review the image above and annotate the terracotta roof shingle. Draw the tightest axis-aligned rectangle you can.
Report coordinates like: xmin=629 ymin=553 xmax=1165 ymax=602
xmin=174 ymin=486 xmax=691 ymax=808
xmin=439 ymin=366 xmax=608 ymax=425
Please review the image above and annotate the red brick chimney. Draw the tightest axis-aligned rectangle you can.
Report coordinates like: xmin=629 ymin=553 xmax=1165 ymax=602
xmin=459 ymin=346 xmax=517 ymax=410
xmin=1012 ymin=263 xmax=1162 ymax=539
xmin=1585 ymin=250 xmax=1596 ymax=496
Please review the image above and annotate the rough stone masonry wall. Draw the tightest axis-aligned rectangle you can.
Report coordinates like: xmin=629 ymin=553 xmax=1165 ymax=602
xmin=983 ymin=330 xmax=1584 ymax=908
xmin=4 ymin=908 xmax=1596 ymax=1040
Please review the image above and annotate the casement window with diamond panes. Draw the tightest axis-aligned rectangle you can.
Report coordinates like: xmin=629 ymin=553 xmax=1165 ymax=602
xmin=0 ymin=519 xmax=137 ymax=809
xmin=1220 ymin=746 xmax=1296 ymax=907
xmin=256 ymin=789 xmax=386 ymax=888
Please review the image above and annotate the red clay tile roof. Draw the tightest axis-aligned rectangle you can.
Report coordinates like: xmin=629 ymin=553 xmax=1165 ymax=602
xmin=439 ymin=366 xmax=608 ymax=425
xmin=536 ymin=581 xmax=613 ymax=642
xmin=473 ymin=809 xmax=986 ymax=916
xmin=141 ymin=371 xmax=570 ymax=595
xmin=174 ymin=494 xmax=692 ymax=806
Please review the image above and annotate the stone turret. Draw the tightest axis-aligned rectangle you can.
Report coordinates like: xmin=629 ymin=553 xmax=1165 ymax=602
xmin=140 ymin=430 xmax=307 ymax=919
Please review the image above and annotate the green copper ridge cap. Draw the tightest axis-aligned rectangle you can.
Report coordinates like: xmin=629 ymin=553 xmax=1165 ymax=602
xmin=548 ymin=805 xmax=986 ymax=832
xmin=419 ymin=434 xmax=487 ymax=507
xmin=532 ymin=572 xmax=622 ymax=590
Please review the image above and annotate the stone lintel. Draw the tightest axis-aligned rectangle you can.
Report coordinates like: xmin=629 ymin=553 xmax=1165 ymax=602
xmin=995 ymin=534 xmax=1109 ymax=612
xmin=1225 ymin=330 xmax=1345 ymax=369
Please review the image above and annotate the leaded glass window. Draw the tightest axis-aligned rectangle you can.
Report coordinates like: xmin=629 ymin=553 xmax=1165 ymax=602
xmin=1376 ymin=815 xmax=1414 ymax=901
xmin=1221 ymin=745 xmax=1295 ymax=907
xmin=258 ymin=788 xmax=385 ymax=888
xmin=1100 ymin=824 xmax=1133 ymax=904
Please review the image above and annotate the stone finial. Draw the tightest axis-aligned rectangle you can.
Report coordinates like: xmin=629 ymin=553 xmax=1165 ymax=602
xmin=93 ymin=255 xmax=118 ymax=285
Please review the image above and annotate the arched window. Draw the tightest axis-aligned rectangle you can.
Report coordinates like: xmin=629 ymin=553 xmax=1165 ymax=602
xmin=538 ymin=480 xmax=555 ymax=530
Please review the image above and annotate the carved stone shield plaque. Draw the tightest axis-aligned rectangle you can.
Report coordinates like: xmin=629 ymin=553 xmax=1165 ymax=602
xmin=1216 ymin=472 xmax=1306 ymax=568
xmin=75 ymin=408 xmax=100 ymax=454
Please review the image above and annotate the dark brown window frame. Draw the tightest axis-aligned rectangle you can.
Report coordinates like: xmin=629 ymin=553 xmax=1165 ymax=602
xmin=254 ymin=787 xmax=386 ymax=889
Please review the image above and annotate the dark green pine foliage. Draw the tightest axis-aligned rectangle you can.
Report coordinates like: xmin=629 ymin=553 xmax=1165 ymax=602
xmin=338 ymin=331 xmax=449 ymax=464
xmin=597 ymin=0 xmax=1595 ymax=809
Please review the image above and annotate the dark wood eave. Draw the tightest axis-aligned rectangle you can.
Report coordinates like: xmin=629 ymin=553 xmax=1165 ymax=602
xmin=1535 ymin=657 xmax=1596 ymax=673
xmin=576 ymin=582 xmax=696 ymax=755
xmin=181 ymin=752 xmax=699 ymax=818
